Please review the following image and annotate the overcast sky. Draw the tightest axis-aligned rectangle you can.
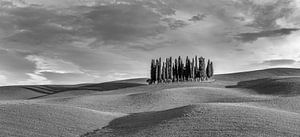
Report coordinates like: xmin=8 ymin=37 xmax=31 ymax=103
xmin=0 ymin=0 xmax=300 ymax=85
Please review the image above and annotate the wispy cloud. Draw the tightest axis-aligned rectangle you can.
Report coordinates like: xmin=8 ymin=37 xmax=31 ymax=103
xmin=235 ymin=28 xmax=299 ymax=42
xmin=189 ymin=13 xmax=206 ymax=22
xmin=25 ymin=55 xmax=83 ymax=74
xmin=261 ymin=59 xmax=297 ymax=66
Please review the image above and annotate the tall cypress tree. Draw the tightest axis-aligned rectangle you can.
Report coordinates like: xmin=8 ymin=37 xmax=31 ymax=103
xmin=206 ymin=60 xmax=211 ymax=78
xmin=210 ymin=61 xmax=214 ymax=78
xmin=158 ymin=58 xmax=162 ymax=83
xmin=180 ymin=57 xmax=184 ymax=81
xmin=169 ymin=57 xmax=173 ymax=80
xmin=206 ymin=60 xmax=214 ymax=78
xmin=178 ymin=56 xmax=181 ymax=81
xmin=195 ymin=56 xmax=199 ymax=80
xmin=162 ymin=62 xmax=165 ymax=82
xmin=172 ymin=63 xmax=175 ymax=82
xmin=174 ymin=58 xmax=178 ymax=81
xmin=191 ymin=58 xmax=194 ymax=81
xmin=155 ymin=59 xmax=159 ymax=83
xmin=185 ymin=56 xmax=191 ymax=81
xmin=199 ymin=57 xmax=206 ymax=81
xmin=150 ymin=59 xmax=156 ymax=84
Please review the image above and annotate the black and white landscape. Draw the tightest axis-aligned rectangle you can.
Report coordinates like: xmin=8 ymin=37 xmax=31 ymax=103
xmin=0 ymin=0 xmax=300 ymax=137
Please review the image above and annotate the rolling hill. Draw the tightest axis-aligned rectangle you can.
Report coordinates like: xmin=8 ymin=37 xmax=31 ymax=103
xmin=0 ymin=79 xmax=147 ymax=100
xmin=83 ymin=104 xmax=300 ymax=137
xmin=215 ymin=68 xmax=300 ymax=82
xmin=0 ymin=68 xmax=300 ymax=137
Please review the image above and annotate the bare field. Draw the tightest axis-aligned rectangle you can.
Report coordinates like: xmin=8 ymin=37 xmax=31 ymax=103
xmin=0 ymin=68 xmax=300 ymax=137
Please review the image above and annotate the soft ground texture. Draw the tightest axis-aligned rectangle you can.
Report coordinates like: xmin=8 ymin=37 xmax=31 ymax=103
xmin=0 ymin=68 xmax=300 ymax=137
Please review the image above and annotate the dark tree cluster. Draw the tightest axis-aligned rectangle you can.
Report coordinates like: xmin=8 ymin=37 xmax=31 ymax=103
xmin=149 ymin=56 xmax=214 ymax=84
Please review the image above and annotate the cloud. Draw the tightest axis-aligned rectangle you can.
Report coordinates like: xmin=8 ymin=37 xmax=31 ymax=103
xmin=235 ymin=28 xmax=299 ymax=42
xmin=189 ymin=13 xmax=206 ymax=22
xmin=0 ymin=48 xmax=36 ymax=82
xmin=261 ymin=59 xmax=297 ymax=66
xmin=237 ymin=0 xmax=296 ymax=30
xmin=17 ymin=73 xmax=51 ymax=85
xmin=162 ymin=18 xmax=188 ymax=30
xmin=25 ymin=55 xmax=83 ymax=74
xmin=1 ymin=0 xmax=300 ymax=86
xmin=0 ymin=1 xmax=178 ymax=50
xmin=82 ymin=4 xmax=168 ymax=44
xmin=0 ymin=74 xmax=8 ymax=85
xmin=0 ymin=6 xmax=80 ymax=47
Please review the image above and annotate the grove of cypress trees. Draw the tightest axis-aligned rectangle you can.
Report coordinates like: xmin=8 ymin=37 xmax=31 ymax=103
xmin=149 ymin=56 xmax=214 ymax=84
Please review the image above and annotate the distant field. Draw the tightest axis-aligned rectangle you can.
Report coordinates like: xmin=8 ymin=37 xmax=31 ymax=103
xmin=0 ymin=68 xmax=300 ymax=137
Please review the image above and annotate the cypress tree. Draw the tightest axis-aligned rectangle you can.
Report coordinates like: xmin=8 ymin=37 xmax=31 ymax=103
xmin=180 ymin=57 xmax=184 ymax=81
xmin=165 ymin=58 xmax=168 ymax=82
xmin=210 ymin=61 xmax=214 ymax=78
xmin=155 ymin=59 xmax=159 ymax=83
xmin=150 ymin=59 xmax=156 ymax=84
xmin=169 ymin=57 xmax=173 ymax=80
xmin=172 ymin=63 xmax=175 ymax=82
xmin=206 ymin=60 xmax=214 ymax=78
xmin=158 ymin=58 xmax=162 ymax=83
xmin=175 ymin=58 xmax=178 ymax=82
xmin=191 ymin=58 xmax=195 ymax=81
xmin=206 ymin=60 xmax=211 ymax=78
xmin=178 ymin=56 xmax=182 ymax=81
xmin=199 ymin=57 xmax=206 ymax=81
xmin=162 ymin=62 xmax=165 ymax=82
xmin=185 ymin=56 xmax=191 ymax=81
xmin=195 ymin=56 xmax=199 ymax=81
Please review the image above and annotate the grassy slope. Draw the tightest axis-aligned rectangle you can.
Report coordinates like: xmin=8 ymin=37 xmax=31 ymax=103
xmin=84 ymin=104 xmax=300 ymax=137
xmin=82 ymin=68 xmax=300 ymax=137
xmin=39 ymin=86 xmax=270 ymax=113
xmin=0 ymin=86 xmax=46 ymax=100
xmin=1 ymin=68 xmax=300 ymax=137
xmin=215 ymin=68 xmax=300 ymax=82
xmin=227 ymin=77 xmax=300 ymax=95
xmin=0 ymin=80 xmax=146 ymax=100
xmin=0 ymin=102 xmax=126 ymax=137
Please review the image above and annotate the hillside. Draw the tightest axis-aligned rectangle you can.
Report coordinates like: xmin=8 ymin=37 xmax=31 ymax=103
xmin=0 ymin=79 xmax=147 ymax=100
xmin=84 ymin=104 xmax=300 ymax=137
xmin=227 ymin=77 xmax=300 ymax=96
xmin=0 ymin=68 xmax=300 ymax=137
xmin=215 ymin=68 xmax=300 ymax=82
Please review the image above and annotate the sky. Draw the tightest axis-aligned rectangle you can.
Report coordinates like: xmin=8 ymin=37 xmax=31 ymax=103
xmin=0 ymin=0 xmax=300 ymax=85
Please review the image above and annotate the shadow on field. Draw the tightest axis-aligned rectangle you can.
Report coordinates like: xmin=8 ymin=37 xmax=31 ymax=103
xmin=28 ymin=82 xmax=146 ymax=99
xmin=81 ymin=105 xmax=194 ymax=137
xmin=226 ymin=77 xmax=300 ymax=96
